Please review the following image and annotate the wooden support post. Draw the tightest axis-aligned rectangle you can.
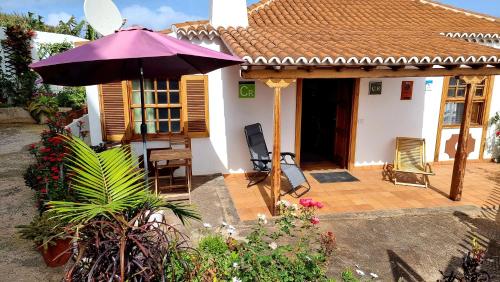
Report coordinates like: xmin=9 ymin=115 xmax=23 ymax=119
xmin=449 ymin=76 xmax=485 ymax=201
xmin=264 ymin=79 xmax=294 ymax=215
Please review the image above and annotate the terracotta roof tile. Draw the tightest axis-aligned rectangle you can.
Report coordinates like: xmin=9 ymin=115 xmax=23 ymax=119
xmin=174 ymin=0 xmax=500 ymax=65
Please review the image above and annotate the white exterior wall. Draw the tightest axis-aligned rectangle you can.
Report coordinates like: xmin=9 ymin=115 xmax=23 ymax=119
xmin=355 ymin=77 xmax=442 ymax=166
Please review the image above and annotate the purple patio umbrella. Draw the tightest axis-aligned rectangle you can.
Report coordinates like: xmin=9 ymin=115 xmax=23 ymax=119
xmin=30 ymin=26 xmax=243 ymax=176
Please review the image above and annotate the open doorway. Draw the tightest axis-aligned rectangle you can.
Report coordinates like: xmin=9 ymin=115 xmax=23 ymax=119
xmin=299 ymin=79 xmax=355 ymax=169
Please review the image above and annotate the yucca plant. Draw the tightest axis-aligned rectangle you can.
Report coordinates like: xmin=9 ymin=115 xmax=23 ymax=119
xmin=48 ymin=136 xmax=200 ymax=281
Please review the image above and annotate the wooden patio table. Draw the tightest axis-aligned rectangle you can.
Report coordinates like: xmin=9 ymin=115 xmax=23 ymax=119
xmin=149 ymin=148 xmax=192 ymax=202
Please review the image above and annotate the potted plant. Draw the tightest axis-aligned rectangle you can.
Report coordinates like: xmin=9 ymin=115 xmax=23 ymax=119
xmin=17 ymin=211 xmax=72 ymax=267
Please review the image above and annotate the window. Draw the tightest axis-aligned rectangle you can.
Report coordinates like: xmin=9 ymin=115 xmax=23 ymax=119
xmin=130 ymin=78 xmax=182 ymax=135
xmin=442 ymin=77 xmax=488 ymax=126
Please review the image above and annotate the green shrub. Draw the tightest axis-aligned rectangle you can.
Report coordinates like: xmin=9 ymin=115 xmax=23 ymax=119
xmin=199 ymin=234 xmax=229 ymax=256
xmin=176 ymin=199 xmax=336 ymax=282
xmin=56 ymin=87 xmax=86 ymax=109
xmin=341 ymin=270 xmax=359 ymax=282
xmin=27 ymin=93 xmax=58 ymax=122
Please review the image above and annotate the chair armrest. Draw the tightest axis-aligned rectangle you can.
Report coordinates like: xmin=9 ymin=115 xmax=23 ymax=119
xmin=280 ymin=152 xmax=296 ymax=158
xmin=251 ymin=159 xmax=270 ymax=163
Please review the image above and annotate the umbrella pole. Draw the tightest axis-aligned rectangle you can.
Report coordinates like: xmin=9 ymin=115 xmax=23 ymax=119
xmin=139 ymin=60 xmax=149 ymax=183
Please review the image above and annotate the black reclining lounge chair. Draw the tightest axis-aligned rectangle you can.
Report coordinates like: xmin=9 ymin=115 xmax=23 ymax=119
xmin=244 ymin=123 xmax=310 ymax=197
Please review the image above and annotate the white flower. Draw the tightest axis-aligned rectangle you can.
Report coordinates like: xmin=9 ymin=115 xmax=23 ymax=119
xmin=227 ymin=225 xmax=236 ymax=235
xmin=276 ymin=199 xmax=291 ymax=207
xmin=203 ymin=223 xmax=212 ymax=228
xmin=370 ymin=272 xmax=379 ymax=278
xmin=232 ymin=277 xmax=242 ymax=282
xmin=257 ymin=213 xmax=268 ymax=224
xmin=269 ymin=242 xmax=278 ymax=250
xmin=221 ymin=221 xmax=228 ymax=226
xmin=355 ymin=269 xmax=365 ymax=276
xmin=232 ymin=262 xmax=239 ymax=268
xmin=291 ymin=203 xmax=298 ymax=211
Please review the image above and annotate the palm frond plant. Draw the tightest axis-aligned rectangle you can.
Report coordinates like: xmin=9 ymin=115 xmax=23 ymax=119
xmin=49 ymin=136 xmax=200 ymax=281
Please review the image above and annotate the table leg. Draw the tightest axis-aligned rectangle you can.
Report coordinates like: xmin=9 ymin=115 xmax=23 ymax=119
xmin=154 ymin=161 xmax=158 ymax=195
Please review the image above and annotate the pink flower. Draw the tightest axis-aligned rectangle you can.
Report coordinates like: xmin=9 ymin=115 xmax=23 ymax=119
xmin=299 ymin=198 xmax=313 ymax=207
xmin=310 ymin=217 xmax=320 ymax=225
xmin=315 ymin=202 xmax=324 ymax=209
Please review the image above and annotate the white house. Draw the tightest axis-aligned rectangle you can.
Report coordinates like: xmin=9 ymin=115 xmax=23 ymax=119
xmin=86 ymin=0 xmax=500 ymax=177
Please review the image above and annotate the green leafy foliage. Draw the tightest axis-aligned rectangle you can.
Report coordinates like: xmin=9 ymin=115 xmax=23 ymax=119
xmin=341 ymin=270 xmax=360 ymax=282
xmin=45 ymin=136 xmax=199 ymax=281
xmin=37 ymin=41 xmax=73 ymax=60
xmin=54 ymin=16 xmax=85 ymax=37
xmin=49 ymin=136 xmax=200 ymax=224
xmin=28 ymin=93 xmax=58 ymax=122
xmin=24 ymin=114 xmax=72 ymax=210
xmin=56 ymin=87 xmax=86 ymax=109
xmin=16 ymin=211 xmax=70 ymax=250
xmin=0 ymin=25 xmax=37 ymax=106
xmin=172 ymin=200 xmax=336 ymax=281
xmin=0 ymin=12 xmax=56 ymax=32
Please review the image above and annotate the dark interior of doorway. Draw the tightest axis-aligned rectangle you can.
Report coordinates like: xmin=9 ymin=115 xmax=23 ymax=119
xmin=300 ymin=78 xmax=354 ymax=169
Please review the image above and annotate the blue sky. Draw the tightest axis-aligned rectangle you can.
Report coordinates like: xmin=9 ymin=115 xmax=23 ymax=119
xmin=1 ymin=0 xmax=499 ymax=30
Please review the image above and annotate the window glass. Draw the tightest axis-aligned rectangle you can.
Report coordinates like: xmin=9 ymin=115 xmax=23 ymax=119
xmin=442 ymin=77 xmax=488 ymax=126
xmin=130 ymin=78 xmax=181 ymax=135
xmin=157 ymin=80 xmax=167 ymax=91
xmin=169 ymin=80 xmax=179 ymax=90
xmin=444 ymin=102 xmax=464 ymax=125
xmin=171 ymin=108 xmax=181 ymax=119
xmin=170 ymin=92 xmax=180 ymax=104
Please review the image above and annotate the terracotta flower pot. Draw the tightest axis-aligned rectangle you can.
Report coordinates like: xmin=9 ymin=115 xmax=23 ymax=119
xmin=37 ymin=238 xmax=72 ymax=267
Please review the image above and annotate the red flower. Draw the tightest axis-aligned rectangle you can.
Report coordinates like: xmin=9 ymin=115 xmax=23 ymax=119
xmin=40 ymin=188 xmax=47 ymax=193
xmin=299 ymin=198 xmax=313 ymax=207
xmin=310 ymin=216 xmax=320 ymax=225
xmin=52 ymin=175 xmax=59 ymax=180
xmin=496 ymin=131 xmax=500 ymax=137
xmin=29 ymin=144 xmax=36 ymax=149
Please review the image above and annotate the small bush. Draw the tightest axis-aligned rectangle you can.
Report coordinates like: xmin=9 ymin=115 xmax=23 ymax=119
xmin=199 ymin=234 xmax=229 ymax=256
xmin=180 ymin=199 xmax=336 ymax=282
xmin=56 ymin=87 xmax=86 ymax=109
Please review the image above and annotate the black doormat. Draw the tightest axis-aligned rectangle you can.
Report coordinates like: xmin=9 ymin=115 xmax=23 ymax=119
xmin=310 ymin=171 xmax=359 ymax=183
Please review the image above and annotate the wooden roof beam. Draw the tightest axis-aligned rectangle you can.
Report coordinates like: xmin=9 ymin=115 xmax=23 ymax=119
xmin=241 ymin=65 xmax=500 ymax=79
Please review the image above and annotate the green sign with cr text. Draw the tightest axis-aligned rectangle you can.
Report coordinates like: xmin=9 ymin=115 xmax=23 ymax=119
xmin=239 ymin=81 xmax=256 ymax=98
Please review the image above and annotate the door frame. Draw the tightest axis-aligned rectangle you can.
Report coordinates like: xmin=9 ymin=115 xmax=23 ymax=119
xmin=294 ymin=78 xmax=360 ymax=170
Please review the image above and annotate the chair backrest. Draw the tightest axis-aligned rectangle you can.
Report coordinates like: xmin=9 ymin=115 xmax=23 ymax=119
xmin=244 ymin=123 xmax=271 ymax=170
xmin=394 ymin=137 xmax=426 ymax=171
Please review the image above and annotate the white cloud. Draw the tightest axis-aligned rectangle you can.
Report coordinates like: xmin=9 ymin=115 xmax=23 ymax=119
xmin=121 ymin=4 xmax=199 ymax=31
xmin=46 ymin=11 xmax=72 ymax=26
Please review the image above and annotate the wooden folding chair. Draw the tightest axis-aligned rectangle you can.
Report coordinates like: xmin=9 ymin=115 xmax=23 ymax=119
xmin=393 ymin=137 xmax=434 ymax=188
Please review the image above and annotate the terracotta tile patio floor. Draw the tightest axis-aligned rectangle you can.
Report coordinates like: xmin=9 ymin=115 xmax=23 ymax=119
xmin=224 ymin=162 xmax=500 ymax=221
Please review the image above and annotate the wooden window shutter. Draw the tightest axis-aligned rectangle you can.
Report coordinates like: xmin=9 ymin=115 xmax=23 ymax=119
xmin=181 ymin=75 xmax=209 ymax=138
xmin=99 ymin=81 xmax=131 ymax=142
